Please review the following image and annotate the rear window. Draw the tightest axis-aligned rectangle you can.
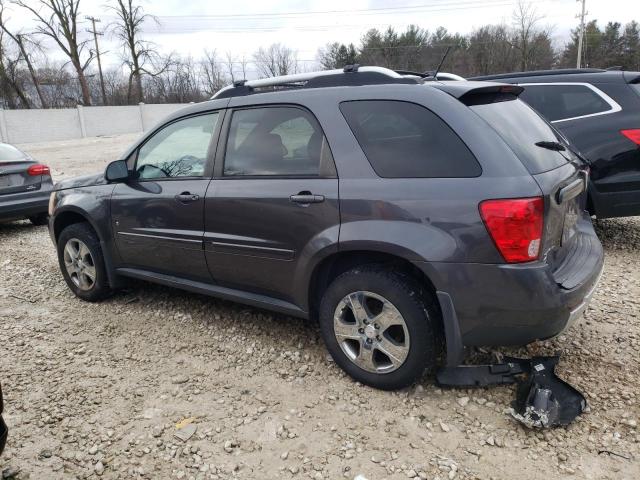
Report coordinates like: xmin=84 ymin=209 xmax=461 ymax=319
xmin=0 ymin=144 xmax=27 ymax=161
xmin=519 ymin=84 xmax=612 ymax=122
xmin=340 ymin=100 xmax=481 ymax=178
xmin=471 ymin=98 xmax=569 ymax=174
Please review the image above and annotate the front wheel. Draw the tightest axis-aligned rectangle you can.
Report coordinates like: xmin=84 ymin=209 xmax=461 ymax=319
xmin=318 ymin=266 xmax=439 ymax=390
xmin=57 ymin=222 xmax=112 ymax=302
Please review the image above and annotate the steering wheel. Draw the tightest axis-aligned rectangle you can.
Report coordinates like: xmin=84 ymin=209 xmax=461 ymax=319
xmin=138 ymin=163 xmax=170 ymax=178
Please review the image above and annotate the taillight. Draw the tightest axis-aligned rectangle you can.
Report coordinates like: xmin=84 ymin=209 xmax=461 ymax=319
xmin=27 ymin=164 xmax=50 ymax=176
xmin=621 ymin=129 xmax=640 ymax=145
xmin=479 ymin=197 xmax=544 ymax=263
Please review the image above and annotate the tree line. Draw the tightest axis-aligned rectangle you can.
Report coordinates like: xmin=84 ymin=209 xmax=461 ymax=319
xmin=0 ymin=0 xmax=638 ymax=110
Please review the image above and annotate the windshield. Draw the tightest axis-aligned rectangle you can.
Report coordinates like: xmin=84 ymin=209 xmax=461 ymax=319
xmin=470 ymin=98 xmax=570 ymax=174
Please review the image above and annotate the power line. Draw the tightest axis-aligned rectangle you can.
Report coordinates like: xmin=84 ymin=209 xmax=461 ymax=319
xmin=149 ymin=0 xmax=559 ymax=20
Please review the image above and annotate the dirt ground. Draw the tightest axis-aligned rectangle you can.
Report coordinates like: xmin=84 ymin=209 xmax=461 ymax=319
xmin=0 ymin=134 xmax=638 ymax=480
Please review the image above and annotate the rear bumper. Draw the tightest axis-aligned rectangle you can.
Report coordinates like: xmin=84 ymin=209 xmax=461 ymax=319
xmin=415 ymin=218 xmax=604 ymax=347
xmin=0 ymin=180 xmax=52 ymax=221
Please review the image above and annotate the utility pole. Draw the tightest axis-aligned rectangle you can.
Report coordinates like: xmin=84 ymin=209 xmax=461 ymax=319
xmin=576 ymin=0 xmax=587 ymax=68
xmin=86 ymin=16 xmax=107 ymax=105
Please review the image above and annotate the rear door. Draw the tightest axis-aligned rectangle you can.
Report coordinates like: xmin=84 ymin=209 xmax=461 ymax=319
xmin=204 ymin=105 xmax=339 ymax=304
xmin=111 ymin=111 xmax=222 ymax=281
xmin=0 ymin=145 xmax=39 ymax=196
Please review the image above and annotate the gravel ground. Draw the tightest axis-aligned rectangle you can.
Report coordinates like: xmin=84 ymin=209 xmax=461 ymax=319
xmin=0 ymin=135 xmax=638 ymax=480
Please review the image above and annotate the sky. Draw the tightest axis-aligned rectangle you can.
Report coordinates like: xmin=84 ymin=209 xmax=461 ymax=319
xmin=0 ymin=0 xmax=634 ymax=78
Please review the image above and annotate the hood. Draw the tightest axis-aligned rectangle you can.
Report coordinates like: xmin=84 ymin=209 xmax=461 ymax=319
xmin=54 ymin=172 xmax=107 ymax=191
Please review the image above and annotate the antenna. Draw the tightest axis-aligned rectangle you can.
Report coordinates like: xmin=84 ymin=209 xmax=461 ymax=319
xmin=427 ymin=46 xmax=452 ymax=80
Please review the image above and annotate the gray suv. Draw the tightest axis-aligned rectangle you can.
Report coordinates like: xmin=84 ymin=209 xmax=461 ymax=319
xmin=48 ymin=67 xmax=604 ymax=390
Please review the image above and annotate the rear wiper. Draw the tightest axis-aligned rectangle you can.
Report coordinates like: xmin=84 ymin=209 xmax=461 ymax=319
xmin=535 ymin=140 xmax=566 ymax=151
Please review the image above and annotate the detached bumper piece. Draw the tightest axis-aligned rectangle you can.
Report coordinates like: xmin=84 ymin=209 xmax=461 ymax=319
xmin=436 ymin=355 xmax=586 ymax=428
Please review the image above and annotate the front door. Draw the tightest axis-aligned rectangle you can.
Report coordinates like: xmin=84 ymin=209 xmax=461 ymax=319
xmin=204 ymin=105 xmax=340 ymax=305
xmin=111 ymin=111 xmax=222 ymax=281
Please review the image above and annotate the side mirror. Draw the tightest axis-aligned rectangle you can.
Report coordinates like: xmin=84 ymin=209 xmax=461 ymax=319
xmin=105 ymin=160 xmax=130 ymax=183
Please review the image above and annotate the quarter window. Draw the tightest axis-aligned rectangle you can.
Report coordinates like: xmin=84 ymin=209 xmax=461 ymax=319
xmin=136 ymin=113 xmax=219 ymax=179
xmin=224 ymin=107 xmax=330 ymax=176
xmin=340 ymin=100 xmax=481 ymax=178
xmin=519 ymin=84 xmax=613 ymax=122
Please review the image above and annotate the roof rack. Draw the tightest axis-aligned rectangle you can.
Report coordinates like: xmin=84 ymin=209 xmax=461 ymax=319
xmin=469 ymin=68 xmax=606 ymax=81
xmin=395 ymin=70 xmax=465 ymax=81
xmin=212 ymin=65 xmax=419 ymax=99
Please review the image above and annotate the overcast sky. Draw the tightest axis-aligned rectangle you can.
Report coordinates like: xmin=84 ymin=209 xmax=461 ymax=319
xmin=1 ymin=0 xmax=632 ymax=77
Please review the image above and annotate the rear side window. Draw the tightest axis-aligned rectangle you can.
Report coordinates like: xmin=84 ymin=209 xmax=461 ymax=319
xmin=519 ymin=84 xmax=613 ymax=122
xmin=339 ymin=100 xmax=481 ymax=178
xmin=0 ymin=144 xmax=26 ymax=161
xmin=471 ymin=98 xmax=569 ymax=174
xmin=224 ymin=107 xmax=332 ymax=176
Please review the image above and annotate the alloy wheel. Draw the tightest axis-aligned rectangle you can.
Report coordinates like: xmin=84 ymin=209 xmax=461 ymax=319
xmin=333 ymin=291 xmax=410 ymax=374
xmin=63 ymin=238 xmax=97 ymax=291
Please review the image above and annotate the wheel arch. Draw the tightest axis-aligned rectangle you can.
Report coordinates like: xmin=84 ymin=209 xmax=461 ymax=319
xmin=53 ymin=207 xmax=96 ymax=242
xmin=53 ymin=206 xmax=123 ymax=288
xmin=307 ymin=249 xmax=440 ymax=320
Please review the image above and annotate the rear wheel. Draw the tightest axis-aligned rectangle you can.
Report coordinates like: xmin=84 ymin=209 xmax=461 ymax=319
xmin=28 ymin=213 xmax=48 ymax=226
xmin=318 ymin=266 xmax=439 ymax=390
xmin=57 ymin=223 xmax=111 ymax=302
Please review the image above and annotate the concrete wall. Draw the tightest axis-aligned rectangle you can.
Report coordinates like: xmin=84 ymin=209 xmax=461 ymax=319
xmin=0 ymin=103 xmax=187 ymax=144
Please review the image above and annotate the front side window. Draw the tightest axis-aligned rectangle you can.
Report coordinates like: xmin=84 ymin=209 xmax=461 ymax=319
xmin=340 ymin=100 xmax=481 ymax=178
xmin=224 ymin=107 xmax=329 ymax=176
xmin=136 ymin=113 xmax=219 ymax=179
xmin=519 ymin=84 xmax=613 ymax=122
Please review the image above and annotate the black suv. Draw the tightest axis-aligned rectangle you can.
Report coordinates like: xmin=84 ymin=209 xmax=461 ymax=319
xmin=470 ymin=69 xmax=640 ymax=218
xmin=49 ymin=67 xmax=603 ymax=390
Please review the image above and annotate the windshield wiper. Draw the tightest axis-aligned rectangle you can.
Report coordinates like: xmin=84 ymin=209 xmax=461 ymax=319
xmin=535 ymin=140 xmax=566 ymax=152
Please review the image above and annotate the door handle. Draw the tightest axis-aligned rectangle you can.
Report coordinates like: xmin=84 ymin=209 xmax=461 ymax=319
xmin=290 ymin=192 xmax=325 ymax=204
xmin=556 ymin=178 xmax=584 ymax=204
xmin=175 ymin=192 xmax=200 ymax=203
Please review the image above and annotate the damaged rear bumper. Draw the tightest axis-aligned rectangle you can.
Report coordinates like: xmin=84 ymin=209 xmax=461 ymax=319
xmin=437 ymin=356 xmax=587 ymax=428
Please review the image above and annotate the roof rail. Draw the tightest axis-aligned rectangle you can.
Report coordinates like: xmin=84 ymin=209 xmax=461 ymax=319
xmin=212 ymin=66 xmax=418 ymax=99
xmin=469 ymin=68 xmax=606 ymax=81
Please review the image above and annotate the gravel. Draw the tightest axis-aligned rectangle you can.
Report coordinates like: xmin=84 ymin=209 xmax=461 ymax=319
xmin=0 ymin=135 xmax=638 ymax=479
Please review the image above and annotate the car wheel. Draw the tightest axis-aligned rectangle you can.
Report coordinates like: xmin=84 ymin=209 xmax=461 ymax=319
xmin=28 ymin=213 xmax=48 ymax=226
xmin=57 ymin=222 xmax=111 ymax=302
xmin=318 ymin=265 xmax=439 ymax=390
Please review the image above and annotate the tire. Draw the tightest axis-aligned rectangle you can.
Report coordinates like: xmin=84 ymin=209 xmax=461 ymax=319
xmin=28 ymin=213 xmax=49 ymax=226
xmin=318 ymin=265 xmax=439 ymax=390
xmin=57 ymin=222 xmax=112 ymax=302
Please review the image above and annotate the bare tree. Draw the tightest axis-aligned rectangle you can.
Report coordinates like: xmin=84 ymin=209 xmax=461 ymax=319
xmin=0 ymin=1 xmax=48 ymax=107
xmin=200 ymin=49 xmax=227 ymax=96
xmin=0 ymin=30 xmax=30 ymax=108
xmin=15 ymin=0 xmax=93 ymax=105
xmin=511 ymin=1 xmax=553 ymax=71
xmin=109 ymin=0 xmax=170 ymax=103
xmin=224 ymin=51 xmax=236 ymax=83
xmin=238 ymin=55 xmax=248 ymax=80
xmin=145 ymin=54 xmax=202 ymax=103
xmin=253 ymin=43 xmax=297 ymax=77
